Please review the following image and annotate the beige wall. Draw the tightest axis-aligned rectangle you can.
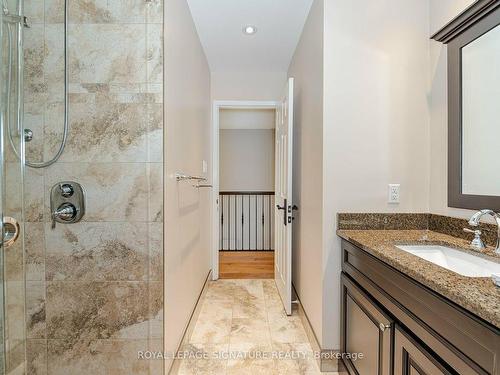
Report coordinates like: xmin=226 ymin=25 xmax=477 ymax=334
xmin=429 ymin=0 xmax=478 ymax=220
xmin=287 ymin=0 xmax=325 ymax=346
xmin=164 ymin=0 xmax=211 ymax=371
xmin=323 ymin=0 xmax=431 ymax=349
xmin=220 ymin=130 xmax=275 ymax=192
xmin=211 ymin=71 xmax=287 ymax=101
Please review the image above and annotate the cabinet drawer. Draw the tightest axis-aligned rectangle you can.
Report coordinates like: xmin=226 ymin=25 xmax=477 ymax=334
xmin=395 ymin=326 xmax=454 ymax=375
xmin=341 ymin=274 xmax=393 ymax=375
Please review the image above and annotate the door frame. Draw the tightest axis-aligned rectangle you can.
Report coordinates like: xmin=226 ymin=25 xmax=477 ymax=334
xmin=211 ymin=100 xmax=279 ymax=280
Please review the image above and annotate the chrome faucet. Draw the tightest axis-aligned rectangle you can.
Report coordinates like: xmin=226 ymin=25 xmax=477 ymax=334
xmin=468 ymin=209 xmax=500 ymax=254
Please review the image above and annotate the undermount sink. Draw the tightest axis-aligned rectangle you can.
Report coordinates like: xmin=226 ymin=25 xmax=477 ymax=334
xmin=396 ymin=245 xmax=500 ymax=277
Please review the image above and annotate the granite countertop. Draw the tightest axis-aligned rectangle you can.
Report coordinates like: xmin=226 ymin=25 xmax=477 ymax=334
xmin=337 ymin=228 xmax=500 ymax=328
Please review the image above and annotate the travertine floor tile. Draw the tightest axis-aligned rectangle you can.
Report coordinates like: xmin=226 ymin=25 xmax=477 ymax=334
xmin=174 ymin=279 xmax=326 ymax=375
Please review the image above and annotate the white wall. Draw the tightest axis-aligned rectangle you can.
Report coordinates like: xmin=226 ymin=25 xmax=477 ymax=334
xmin=220 ymin=109 xmax=275 ymax=130
xmin=219 ymin=129 xmax=275 ymax=191
xmin=164 ymin=0 xmax=211 ymax=371
xmin=323 ymin=0 xmax=431 ymax=349
xmin=287 ymin=0 xmax=325 ymax=346
xmin=211 ymin=71 xmax=287 ymax=101
xmin=429 ymin=0 xmax=479 ymax=219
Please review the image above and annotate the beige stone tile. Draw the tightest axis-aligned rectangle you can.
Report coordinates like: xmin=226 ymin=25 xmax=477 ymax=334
xmin=24 ymin=25 xmax=45 ymax=86
xmin=204 ymin=280 xmax=237 ymax=302
xmin=232 ymin=297 xmax=267 ymax=320
xmin=44 ymin=100 xmax=149 ymax=163
xmin=24 ymin=0 xmax=45 ymax=24
xmin=44 ymin=222 xmax=149 ymax=281
xmin=149 ymin=338 xmax=165 ymax=375
xmin=232 ymin=279 xmax=265 ymax=302
xmin=5 ymin=281 xmax=26 ymax=340
xmin=69 ymin=24 xmax=147 ymax=84
xmin=3 ymin=232 xmax=24 ymax=282
xmin=6 ymin=339 xmax=26 ymax=374
xmin=147 ymin=23 xmax=163 ymax=84
xmin=148 ymin=163 xmax=164 ymax=221
xmin=265 ymin=298 xmax=288 ymax=318
xmin=23 ymin=99 xmax=45 ymax=163
xmin=197 ymin=299 xmax=233 ymax=319
xmin=43 ymin=25 xmax=65 ymax=102
xmin=189 ymin=301 xmax=232 ymax=344
xmin=149 ymin=222 xmax=164 ymax=281
xmin=47 ymin=339 xmax=150 ymax=375
xmin=230 ymin=317 xmax=271 ymax=345
xmin=24 ymin=167 xmax=45 ymax=222
xmin=46 ymin=0 xmax=147 ymax=24
xmin=27 ymin=339 xmax=48 ymax=375
xmin=3 ymin=162 xmax=27 ymax=222
xmin=149 ymin=281 xmax=163 ymax=339
xmin=147 ymin=104 xmax=164 ymax=163
xmin=268 ymin=314 xmax=309 ymax=344
xmin=272 ymin=343 xmax=321 ymax=375
xmin=226 ymin=342 xmax=275 ymax=375
xmin=26 ymin=281 xmax=47 ymax=339
xmin=46 ymin=281 xmax=150 ymax=341
xmin=44 ymin=162 xmax=149 ymax=222
xmin=177 ymin=343 xmax=228 ymax=375
xmin=25 ymin=222 xmax=46 ymax=281
xmin=146 ymin=0 xmax=163 ymax=24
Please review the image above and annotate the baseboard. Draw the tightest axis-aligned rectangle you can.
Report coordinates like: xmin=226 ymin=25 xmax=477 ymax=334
xmin=168 ymin=270 xmax=212 ymax=375
xmin=293 ymin=284 xmax=346 ymax=373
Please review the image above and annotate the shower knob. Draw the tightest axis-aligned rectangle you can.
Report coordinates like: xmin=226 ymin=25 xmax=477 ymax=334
xmin=24 ymin=129 xmax=33 ymax=142
xmin=50 ymin=181 xmax=85 ymax=229
xmin=51 ymin=203 xmax=77 ymax=229
xmin=59 ymin=183 xmax=74 ymax=197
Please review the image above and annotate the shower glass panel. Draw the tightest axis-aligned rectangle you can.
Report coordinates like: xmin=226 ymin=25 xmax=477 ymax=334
xmin=1 ymin=0 xmax=27 ymax=374
xmin=1 ymin=0 xmax=164 ymax=373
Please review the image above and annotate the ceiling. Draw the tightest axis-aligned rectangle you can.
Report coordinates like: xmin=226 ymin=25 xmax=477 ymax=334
xmin=186 ymin=0 xmax=313 ymax=73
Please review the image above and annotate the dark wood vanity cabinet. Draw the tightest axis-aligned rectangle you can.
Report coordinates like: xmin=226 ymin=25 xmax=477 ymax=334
xmin=342 ymin=275 xmax=393 ymax=375
xmin=394 ymin=327 xmax=453 ymax=375
xmin=340 ymin=239 xmax=500 ymax=375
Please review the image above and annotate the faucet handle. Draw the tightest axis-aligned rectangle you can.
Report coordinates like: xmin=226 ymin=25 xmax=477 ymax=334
xmin=464 ymin=227 xmax=481 ymax=235
xmin=463 ymin=228 xmax=485 ymax=250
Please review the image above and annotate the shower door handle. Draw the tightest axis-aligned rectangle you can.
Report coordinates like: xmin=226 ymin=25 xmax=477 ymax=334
xmin=2 ymin=216 xmax=20 ymax=248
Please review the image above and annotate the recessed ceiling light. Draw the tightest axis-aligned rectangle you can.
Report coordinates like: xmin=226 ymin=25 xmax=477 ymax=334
xmin=243 ymin=25 xmax=257 ymax=35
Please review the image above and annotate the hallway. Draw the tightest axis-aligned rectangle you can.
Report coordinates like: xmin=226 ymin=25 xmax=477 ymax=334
xmin=173 ymin=280 xmax=340 ymax=374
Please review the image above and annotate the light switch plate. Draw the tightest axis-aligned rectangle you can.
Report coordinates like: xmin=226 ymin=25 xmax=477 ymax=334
xmin=388 ymin=184 xmax=400 ymax=204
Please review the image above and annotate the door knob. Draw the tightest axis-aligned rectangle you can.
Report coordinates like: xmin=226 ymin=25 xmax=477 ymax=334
xmin=276 ymin=204 xmax=286 ymax=210
xmin=2 ymin=216 xmax=20 ymax=248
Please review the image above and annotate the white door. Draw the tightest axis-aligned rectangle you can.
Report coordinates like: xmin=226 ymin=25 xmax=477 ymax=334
xmin=274 ymin=78 xmax=294 ymax=315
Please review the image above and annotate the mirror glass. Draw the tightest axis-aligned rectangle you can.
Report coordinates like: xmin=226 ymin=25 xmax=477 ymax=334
xmin=461 ymin=25 xmax=500 ymax=196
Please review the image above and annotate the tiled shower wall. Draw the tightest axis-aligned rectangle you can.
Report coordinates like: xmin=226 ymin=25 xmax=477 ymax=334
xmin=22 ymin=1 xmax=163 ymax=374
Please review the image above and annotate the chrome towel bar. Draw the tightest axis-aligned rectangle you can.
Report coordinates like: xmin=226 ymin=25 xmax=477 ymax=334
xmin=175 ymin=173 xmax=207 ymax=182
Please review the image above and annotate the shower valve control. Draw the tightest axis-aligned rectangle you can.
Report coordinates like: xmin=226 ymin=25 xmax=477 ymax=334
xmin=50 ymin=181 xmax=85 ymax=229
xmin=60 ymin=183 xmax=74 ymax=197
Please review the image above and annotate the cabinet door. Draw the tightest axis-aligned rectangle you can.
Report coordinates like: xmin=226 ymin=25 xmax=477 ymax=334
xmin=341 ymin=274 xmax=393 ymax=375
xmin=395 ymin=326 xmax=454 ymax=375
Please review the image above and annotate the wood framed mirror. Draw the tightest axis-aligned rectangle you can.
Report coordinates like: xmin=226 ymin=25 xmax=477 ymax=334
xmin=432 ymin=0 xmax=500 ymax=210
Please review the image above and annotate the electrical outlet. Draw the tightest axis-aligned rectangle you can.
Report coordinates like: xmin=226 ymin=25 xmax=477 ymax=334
xmin=388 ymin=184 xmax=400 ymax=204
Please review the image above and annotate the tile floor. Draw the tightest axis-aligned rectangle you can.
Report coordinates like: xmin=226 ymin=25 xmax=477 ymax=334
xmin=172 ymin=279 xmax=340 ymax=375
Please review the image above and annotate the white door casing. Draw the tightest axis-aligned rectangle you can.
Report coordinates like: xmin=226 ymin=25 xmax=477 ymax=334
xmin=274 ymin=78 xmax=294 ymax=315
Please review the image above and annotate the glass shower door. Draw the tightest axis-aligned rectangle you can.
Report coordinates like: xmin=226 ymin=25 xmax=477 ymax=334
xmin=1 ymin=0 xmax=27 ymax=373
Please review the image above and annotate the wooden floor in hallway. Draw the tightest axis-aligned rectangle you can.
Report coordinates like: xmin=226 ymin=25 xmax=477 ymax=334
xmin=219 ymin=251 xmax=275 ymax=279
xmin=172 ymin=279 xmax=340 ymax=375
